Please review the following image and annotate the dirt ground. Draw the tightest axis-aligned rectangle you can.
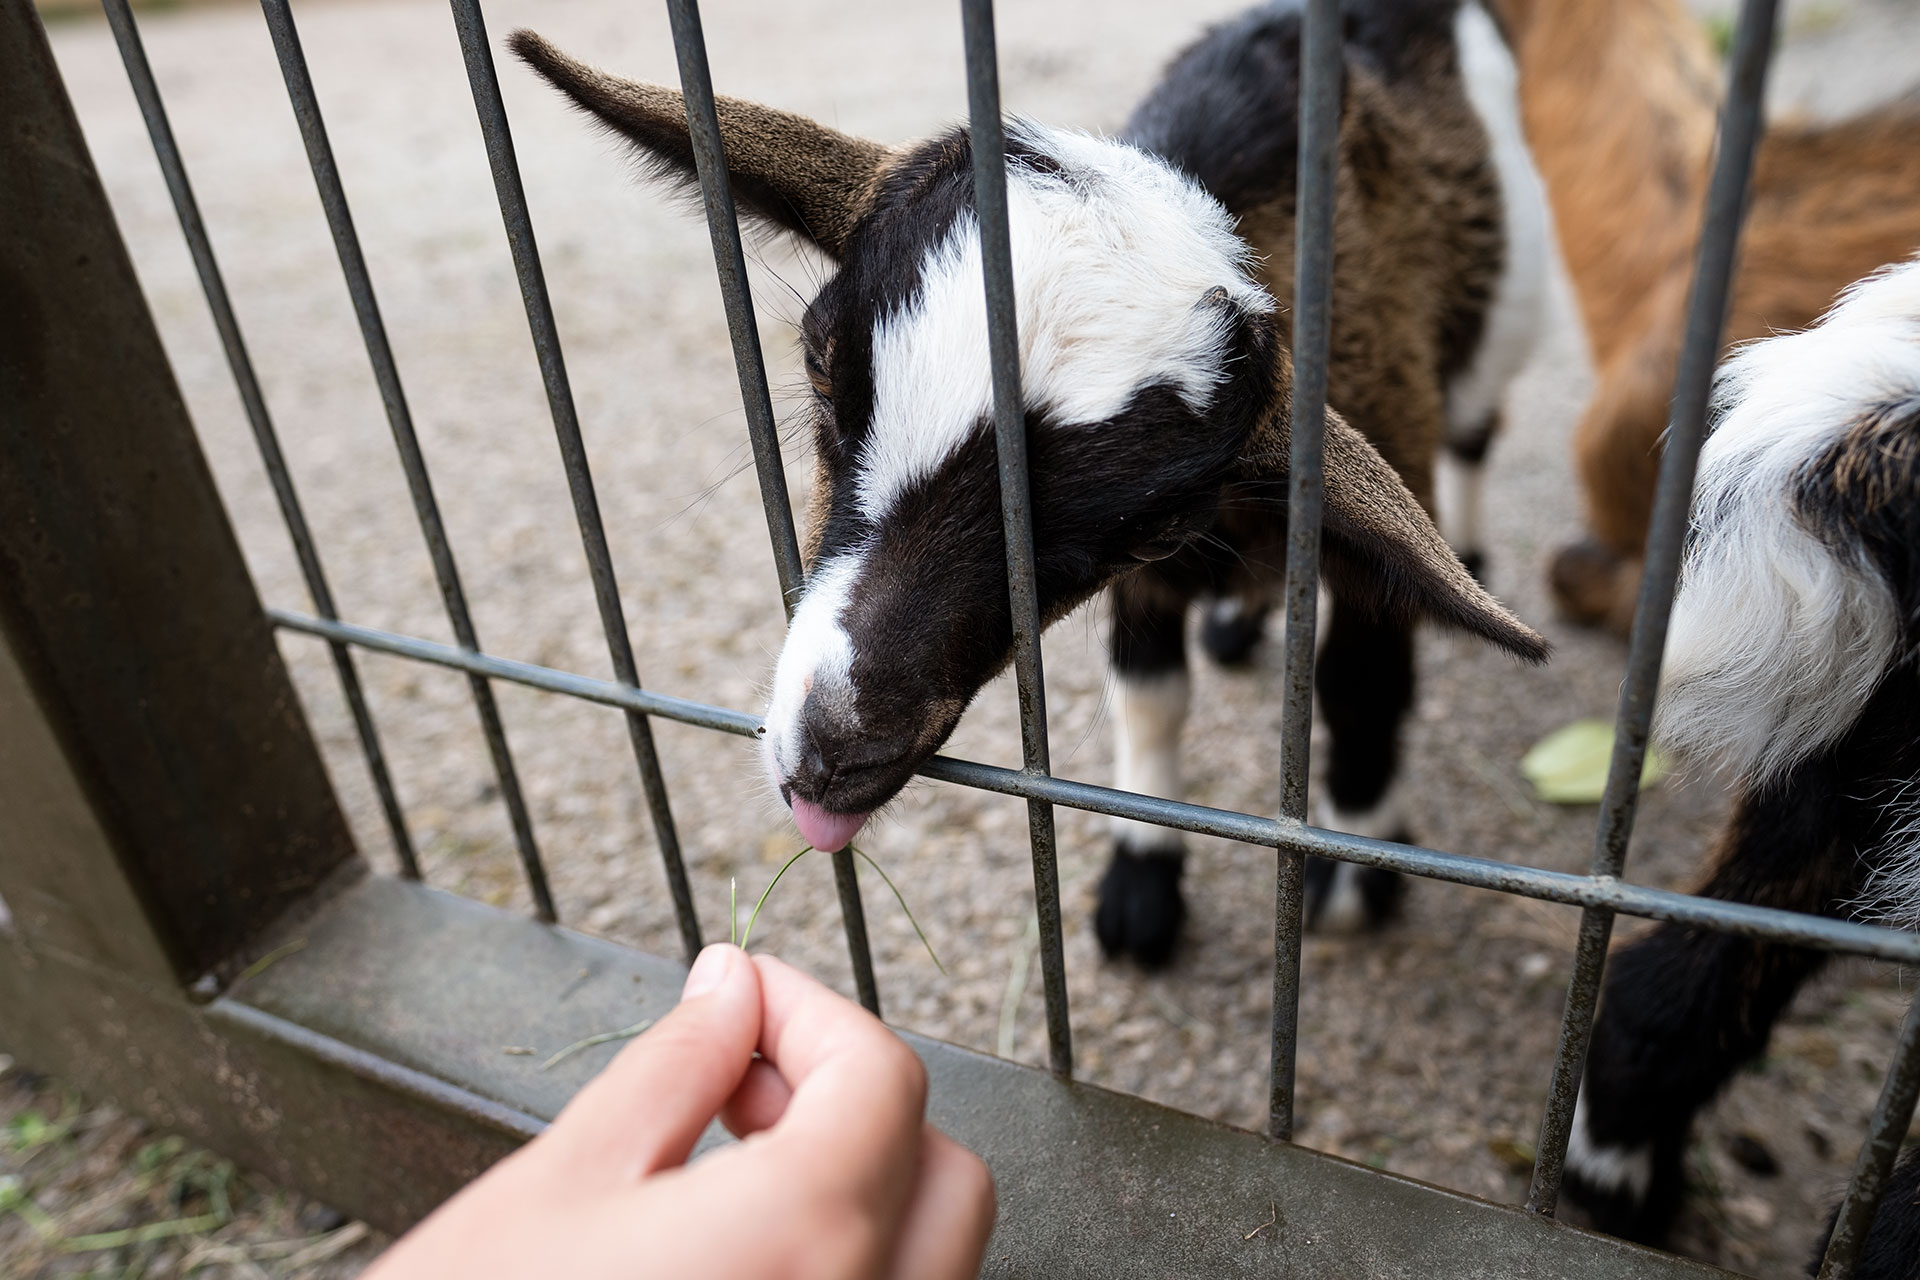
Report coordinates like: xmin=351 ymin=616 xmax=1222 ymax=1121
xmin=9 ymin=0 xmax=1920 ymax=1275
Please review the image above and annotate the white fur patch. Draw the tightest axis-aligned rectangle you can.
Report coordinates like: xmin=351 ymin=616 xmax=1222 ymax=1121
xmin=1436 ymin=450 xmax=1484 ymax=556
xmin=1445 ymin=1 xmax=1549 ymax=443
xmin=1111 ymin=670 xmax=1191 ymax=850
xmin=1311 ymin=790 xmax=1404 ymax=934
xmin=1566 ymin=1091 xmax=1655 ymax=1204
xmin=1860 ymin=781 xmax=1920 ymax=930
xmin=1656 ymin=259 xmax=1920 ymax=785
xmin=856 ymin=123 xmax=1273 ymax=521
xmin=763 ymin=554 xmax=863 ymax=787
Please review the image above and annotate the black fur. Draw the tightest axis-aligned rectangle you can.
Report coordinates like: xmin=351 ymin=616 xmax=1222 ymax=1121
xmin=1809 ymin=1149 xmax=1920 ymax=1279
xmin=1123 ymin=0 xmax=1468 ymax=213
xmin=1199 ymin=598 xmax=1270 ymax=667
xmin=1567 ymin=666 xmax=1920 ymax=1244
xmin=1794 ymin=392 xmax=1920 ymax=654
xmin=1096 ymin=845 xmax=1187 ymax=969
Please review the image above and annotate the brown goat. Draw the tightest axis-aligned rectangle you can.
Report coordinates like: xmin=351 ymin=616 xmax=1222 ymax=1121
xmin=1494 ymin=0 xmax=1920 ymax=630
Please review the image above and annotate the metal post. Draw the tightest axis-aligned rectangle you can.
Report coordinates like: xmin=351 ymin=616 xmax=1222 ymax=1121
xmin=960 ymin=0 xmax=1073 ymax=1078
xmin=0 ymin=0 xmax=357 ymax=979
xmin=1526 ymin=0 xmax=1779 ymax=1214
xmin=447 ymin=0 xmax=702 ymax=961
xmin=1816 ymin=990 xmax=1920 ymax=1279
xmin=258 ymin=0 xmax=557 ymax=922
xmin=1266 ymin=0 xmax=1341 ymax=1143
xmin=100 ymin=0 xmax=418 ymax=880
xmin=661 ymin=0 xmax=879 ymax=1012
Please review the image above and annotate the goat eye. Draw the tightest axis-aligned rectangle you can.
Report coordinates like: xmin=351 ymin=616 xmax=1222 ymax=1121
xmin=804 ymin=351 xmax=832 ymax=401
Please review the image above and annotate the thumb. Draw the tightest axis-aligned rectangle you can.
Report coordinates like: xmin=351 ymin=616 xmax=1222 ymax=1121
xmin=546 ymin=943 xmax=762 ymax=1177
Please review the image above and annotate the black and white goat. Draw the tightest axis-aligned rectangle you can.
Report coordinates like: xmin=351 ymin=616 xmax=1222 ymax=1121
xmin=512 ymin=0 xmax=1549 ymax=968
xmin=1562 ymin=257 xmax=1920 ymax=1272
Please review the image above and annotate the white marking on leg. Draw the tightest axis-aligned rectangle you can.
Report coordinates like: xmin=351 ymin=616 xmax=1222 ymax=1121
xmin=1447 ymin=3 xmax=1549 ymax=440
xmin=1313 ymin=786 xmax=1406 ymax=934
xmin=762 ymin=554 xmax=864 ymax=788
xmin=1566 ymin=1089 xmax=1655 ymax=1204
xmin=1110 ymin=669 xmax=1190 ymax=850
xmin=1436 ymin=450 xmax=1485 ymax=559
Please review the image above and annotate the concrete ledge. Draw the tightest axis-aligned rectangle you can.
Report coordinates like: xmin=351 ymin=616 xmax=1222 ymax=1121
xmin=232 ymin=875 xmax=1730 ymax=1279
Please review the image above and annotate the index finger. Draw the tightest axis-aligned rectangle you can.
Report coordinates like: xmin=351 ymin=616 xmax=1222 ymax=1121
xmin=747 ymin=955 xmax=928 ymax=1214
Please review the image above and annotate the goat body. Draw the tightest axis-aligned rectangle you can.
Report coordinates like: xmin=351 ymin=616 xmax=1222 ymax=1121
xmin=513 ymin=0 xmax=1546 ymax=970
xmin=1492 ymin=0 xmax=1920 ymax=632
xmin=1565 ymin=259 xmax=1920 ymax=1271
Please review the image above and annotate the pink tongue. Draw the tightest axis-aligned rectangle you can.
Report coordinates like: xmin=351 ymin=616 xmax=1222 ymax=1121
xmin=789 ymin=797 xmax=869 ymax=852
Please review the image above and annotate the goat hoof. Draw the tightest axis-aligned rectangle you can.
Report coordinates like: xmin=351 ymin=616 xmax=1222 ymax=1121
xmin=1547 ymin=538 xmax=1641 ymax=635
xmin=1200 ymin=598 xmax=1268 ymax=668
xmin=1095 ymin=844 xmax=1185 ymax=968
xmin=1303 ymin=855 xmax=1406 ymax=934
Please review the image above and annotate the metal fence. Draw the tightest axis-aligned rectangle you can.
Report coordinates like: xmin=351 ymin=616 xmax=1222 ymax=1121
xmin=85 ymin=0 xmax=1920 ymax=1273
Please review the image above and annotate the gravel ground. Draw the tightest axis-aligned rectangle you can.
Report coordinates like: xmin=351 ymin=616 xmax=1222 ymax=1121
xmin=18 ymin=0 xmax=1920 ymax=1275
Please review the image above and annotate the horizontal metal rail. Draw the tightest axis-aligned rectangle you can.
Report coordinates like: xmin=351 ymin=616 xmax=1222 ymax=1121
xmin=269 ymin=608 xmax=1920 ymax=968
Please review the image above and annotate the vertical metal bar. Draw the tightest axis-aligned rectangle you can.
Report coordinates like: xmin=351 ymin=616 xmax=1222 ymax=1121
xmin=1267 ymin=0 xmax=1341 ymax=1144
xmin=101 ymin=0 xmax=419 ymax=880
xmin=1817 ymin=989 xmax=1920 ymax=1279
xmin=960 ymin=0 xmax=1072 ymax=1079
xmin=661 ymin=0 xmax=879 ymax=1010
xmin=447 ymin=0 xmax=701 ymax=962
xmin=259 ymin=0 xmax=556 ymax=922
xmin=1526 ymin=0 xmax=1778 ymax=1213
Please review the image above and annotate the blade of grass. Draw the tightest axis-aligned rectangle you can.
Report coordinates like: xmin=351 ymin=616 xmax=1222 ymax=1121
xmin=539 ymin=1020 xmax=653 ymax=1071
xmin=63 ymin=1213 xmax=226 ymax=1253
xmin=851 ymin=845 xmax=945 ymax=975
xmin=739 ymin=846 xmax=815 ymax=951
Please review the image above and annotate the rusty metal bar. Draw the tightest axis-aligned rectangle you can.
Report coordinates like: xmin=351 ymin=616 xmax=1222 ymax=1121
xmin=1526 ymin=0 xmax=1779 ymax=1215
xmin=258 ymin=0 xmax=555 ymax=922
xmin=960 ymin=0 xmax=1073 ymax=1079
xmin=1816 ymin=989 xmax=1920 ymax=1279
xmin=447 ymin=0 xmax=701 ymax=961
xmin=1267 ymin=0 xmax=1341 ymax=1144
xmin=661 ymin=0 xmax=878 ymax=1013
xmin=101 ymin=0 xmax=419 ymax=880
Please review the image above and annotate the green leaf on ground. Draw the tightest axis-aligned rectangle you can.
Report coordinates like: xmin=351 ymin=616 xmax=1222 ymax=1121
xmin=1519 ymin=718 xmax=1666 ymax=805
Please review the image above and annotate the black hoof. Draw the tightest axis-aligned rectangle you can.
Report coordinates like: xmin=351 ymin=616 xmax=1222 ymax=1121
xmin=1095 ymin=844 xmax=1186 ymax=968
xmin=1200 ymin=599 xmax=1268 ymax=668
xmin=1458 ymin=549 xmax=1486 ymax=584
xmin=1561 ymin=1135 xmax=1685 ymax=1248
xmin=1302 ymin=856 xmax=1406 ymax=933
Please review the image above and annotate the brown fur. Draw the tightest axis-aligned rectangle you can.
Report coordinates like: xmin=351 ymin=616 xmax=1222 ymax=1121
xmin=1492 ymin=0 xmax=1920 ymax=629
xmin=507 ymin=31 xmax=889 ymax=257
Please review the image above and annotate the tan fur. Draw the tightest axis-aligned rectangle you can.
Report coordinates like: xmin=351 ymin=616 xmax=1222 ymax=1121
xmin=1492 ymin=0 xmax=1920 ymax=629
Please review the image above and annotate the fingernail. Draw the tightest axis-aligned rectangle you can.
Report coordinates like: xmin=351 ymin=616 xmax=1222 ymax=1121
xmin=681 ymin=943 xmax=737 ymax=1000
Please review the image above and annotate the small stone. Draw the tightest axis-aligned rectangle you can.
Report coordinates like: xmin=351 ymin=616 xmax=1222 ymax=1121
xmin=298 ymin=1202 xmax=349 ymax=1234
xmin=1726 ymin=1132 xmax=1779 ymax=1177
xmin=1518 ymin=953 xmax=1552 ymax=981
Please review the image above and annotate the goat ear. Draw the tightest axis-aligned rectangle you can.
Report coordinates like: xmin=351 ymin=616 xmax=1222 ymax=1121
xmin=509 ymin=30 xmax=889 ymax=259
xmin=1317 ymin=410 xmax=1549 ymax=663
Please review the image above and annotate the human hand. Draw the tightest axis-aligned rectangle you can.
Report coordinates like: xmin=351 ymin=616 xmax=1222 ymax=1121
xmin=364 ymin=944 xmax=994 ymax=1280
